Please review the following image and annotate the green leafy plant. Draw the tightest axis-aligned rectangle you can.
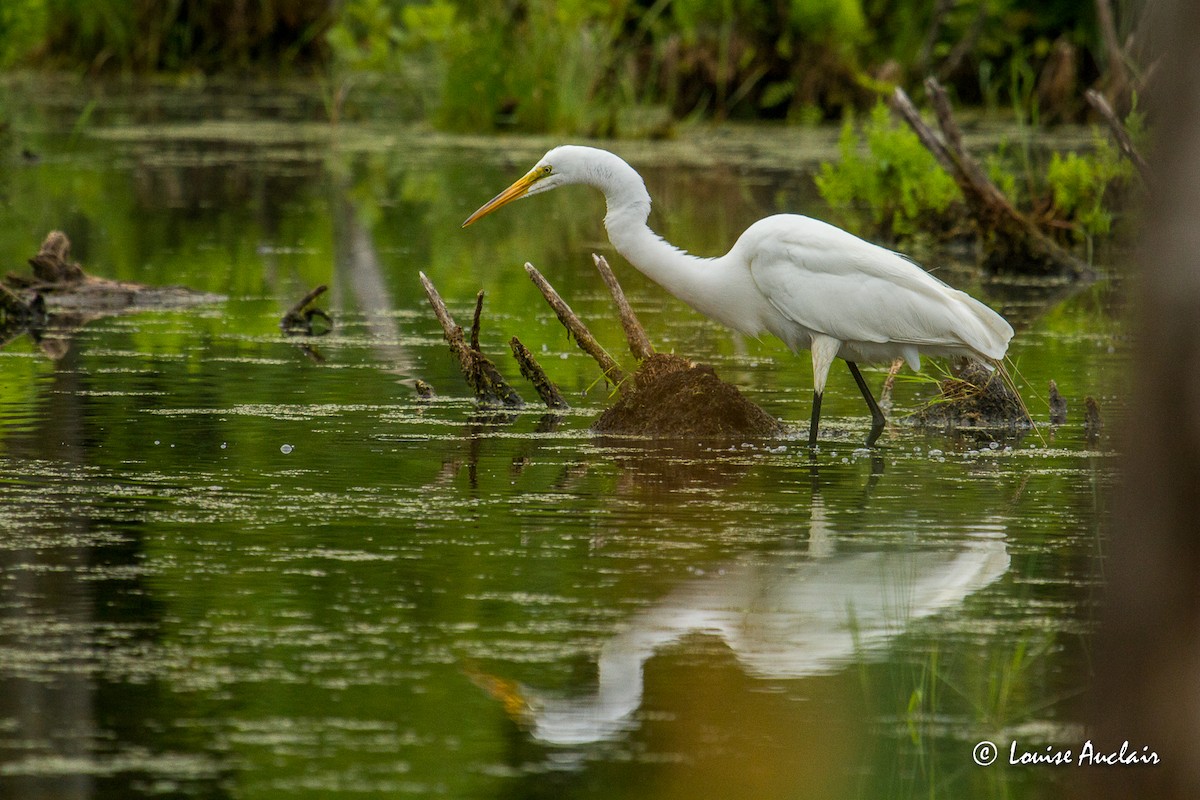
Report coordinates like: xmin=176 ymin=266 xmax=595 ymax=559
xmin=815 ymin=101 xmax=961 ymax=241
xmin=1045 ymin=132 xmax=1132 ymax=244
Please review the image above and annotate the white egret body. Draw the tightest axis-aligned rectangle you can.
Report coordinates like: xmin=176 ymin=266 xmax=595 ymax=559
xmin=463 ymin=145 xmax=1014 ymax=446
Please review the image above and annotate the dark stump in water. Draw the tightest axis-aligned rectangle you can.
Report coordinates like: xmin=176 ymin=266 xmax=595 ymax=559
xmin=592 ymin=353 xmax=784 ymax=437
xmin=908 ymin=361 xmax=1027 ymax=428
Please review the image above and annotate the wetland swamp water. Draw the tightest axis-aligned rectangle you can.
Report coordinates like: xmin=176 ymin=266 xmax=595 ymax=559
xmin=0 ymin=81 xmax=1126 ymax=799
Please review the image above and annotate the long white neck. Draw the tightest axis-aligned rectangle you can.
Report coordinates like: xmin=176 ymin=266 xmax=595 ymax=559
xmin=530 ymin=628 xmax=658 ymax=745
xmin=577 ymin=150 xmax=749 ymax=332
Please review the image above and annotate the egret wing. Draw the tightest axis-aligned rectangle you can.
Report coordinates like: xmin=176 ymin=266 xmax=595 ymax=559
xmin=744 ymin=216 xmax=1010 ymax=357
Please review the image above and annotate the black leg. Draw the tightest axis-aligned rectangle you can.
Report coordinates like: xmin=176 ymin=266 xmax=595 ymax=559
xmin=847 ymin=361 xmax=887 ymax=447
xmin=808 ymin=390 xmax=823 ymax=448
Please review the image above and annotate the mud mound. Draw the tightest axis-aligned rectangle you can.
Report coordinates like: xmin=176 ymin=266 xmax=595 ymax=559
xmin=592 ymin=353 xmax=784 ymax=437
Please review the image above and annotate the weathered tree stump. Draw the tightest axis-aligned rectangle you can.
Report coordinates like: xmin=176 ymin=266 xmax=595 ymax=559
xmin=592 ymin=352 xmax=783 ymax=437
xmin=27 ymin=230 xmax=85 ymax=284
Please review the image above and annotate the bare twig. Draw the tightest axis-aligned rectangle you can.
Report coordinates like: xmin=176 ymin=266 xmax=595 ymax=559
xmin=1085 ymin=88 xmax=1153 ymax=185
xmin=592 ymin=254 xmax=654 ymax=362
xmin=510 ymin=337 xmax=569 ymax=408
xmin=470 ymin=290 xmax=484 ymax=352
xmin=524 ymin=262 xmax=626 ymax=388
xmin=878 ymin=357 xmax=905 ymax=415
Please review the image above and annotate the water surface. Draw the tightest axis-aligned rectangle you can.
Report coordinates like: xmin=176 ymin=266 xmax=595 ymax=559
xmin=0 ymin=79 xmax=1124 ymax=799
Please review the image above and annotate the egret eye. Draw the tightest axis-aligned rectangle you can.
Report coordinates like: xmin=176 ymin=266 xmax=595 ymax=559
xmin=540 ymin=165 xmax=553 ymax=176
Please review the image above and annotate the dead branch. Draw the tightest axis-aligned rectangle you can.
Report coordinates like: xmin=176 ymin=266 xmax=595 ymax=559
xmin=419 ymin=271 xmax=524 ymax=407
xmin=890 ymin=80 xmax=1092 ymax=278
xmin=1085 ymin=88 xmax=1153 ymax=185
xmin=280 ymin=284 xmax=333 ymax=335
xmin=1094 ymin=0 xmax=1130 ymax=99
xmin=470 ymin=290 xmax=484 ymax=352
xmin=524 ymin=262 xmax=626 ymax=388
xmin=592 ymin=254 xmax=654 ymax=362
xmin=284 ymin=284 xmax=327 ymax=318
xmin=510 ymin=337 xmax=568 ymax=409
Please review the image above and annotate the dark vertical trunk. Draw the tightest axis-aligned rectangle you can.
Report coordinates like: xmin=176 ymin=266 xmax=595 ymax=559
xmin=1092 ymin=1 xmax=1200 ymax=797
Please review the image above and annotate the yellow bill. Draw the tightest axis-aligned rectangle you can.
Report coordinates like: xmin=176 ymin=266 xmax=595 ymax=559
xmin=462 ymin=166 xmax=545 ymax=227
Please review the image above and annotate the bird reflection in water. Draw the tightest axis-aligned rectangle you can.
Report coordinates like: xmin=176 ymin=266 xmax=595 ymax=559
xmin=471 ymin=482 xmax=1009 ymax=747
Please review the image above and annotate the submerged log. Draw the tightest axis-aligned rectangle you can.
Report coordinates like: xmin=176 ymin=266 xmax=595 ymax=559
xmin=890 ymin=80 xmax=1092 ymax=279
xmin=4 ymin=230 xmax=223 ymax=312
xmin=1 ymin=230 xmax=223 ymax=357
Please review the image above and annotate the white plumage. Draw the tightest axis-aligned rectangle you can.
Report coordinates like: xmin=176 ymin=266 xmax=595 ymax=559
xmin=464 ymin=145 xmax=1014 ymax=446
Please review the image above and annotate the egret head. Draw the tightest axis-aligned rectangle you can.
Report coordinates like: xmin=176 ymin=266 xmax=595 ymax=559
xmin=461 ymin=150 xmax=563 ymax=227
xmin=462 ymin=146 xmax=625 ymax=227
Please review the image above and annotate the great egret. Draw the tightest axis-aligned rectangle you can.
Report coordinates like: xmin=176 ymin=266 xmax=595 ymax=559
xmin=463 ymin=145 xmax=1014 ymax=447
